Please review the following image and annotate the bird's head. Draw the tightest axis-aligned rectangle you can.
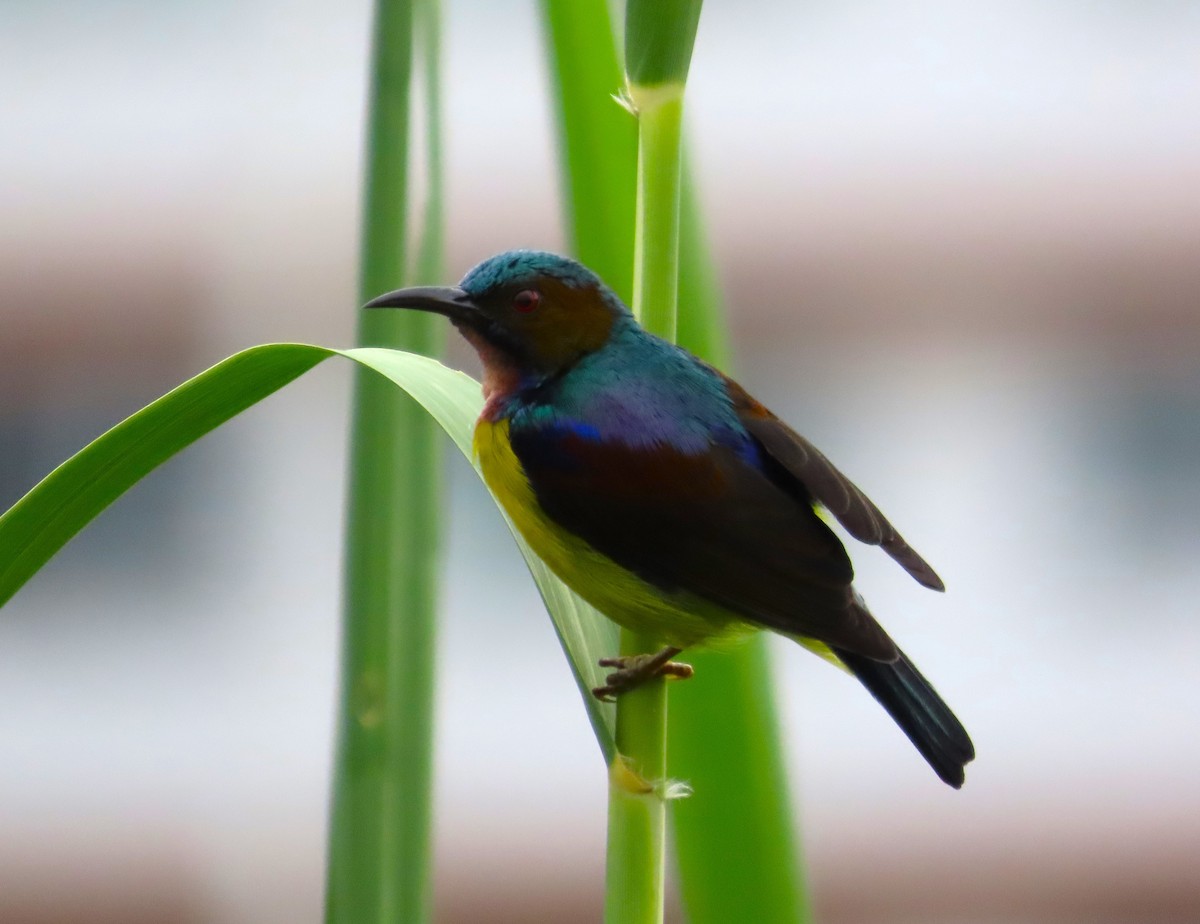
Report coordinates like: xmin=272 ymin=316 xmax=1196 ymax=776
xmin=365 ymin=250 xmax=631 ymax=391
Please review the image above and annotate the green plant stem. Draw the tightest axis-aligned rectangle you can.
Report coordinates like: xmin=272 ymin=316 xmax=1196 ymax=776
xmin=412 ymin=0 xmax=443 ymax=284
xmin=604 ymin=628 xmax=670 ymax=924
xmin=326 ymin=0 xmax=443 ymax=920
xmin=603 ymin=81 xmax=687 ymax=924
xmin=541 ymin=4 xmax=809 ymax=921
xmin=631 ymin=88 xmax=685 ymax=342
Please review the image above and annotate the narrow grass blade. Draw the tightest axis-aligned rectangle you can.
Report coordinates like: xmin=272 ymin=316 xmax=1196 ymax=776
xmin=411 ymin=0 xmax=444 ymax=286
xmin=540 ymin=1 xmax=811 ymax=921
xmin=668 ymin=644 xmax=811 ymax=923
xmin=539 ymin=0 xmax=637 ymax=301
xmin=344 ymin=348 xmax=618 ymax=760
xmin=0 ymin=345 xmax=617 ymax=758
xmin=328 ymin=0 xmax=443 ymax=917
xmin=601 ymin=3 xmax=707 ymax=920
xmin=624 ymin=0 xmax=704 ymax=88
xmin=0 ymin=345 xmax=325 ymax=608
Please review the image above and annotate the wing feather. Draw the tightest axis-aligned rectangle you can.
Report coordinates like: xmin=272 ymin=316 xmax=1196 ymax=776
xmin=509 ymin=421 xmax=898 ymax=660
xmin=722 ymin=376 xmax=945 ymax=591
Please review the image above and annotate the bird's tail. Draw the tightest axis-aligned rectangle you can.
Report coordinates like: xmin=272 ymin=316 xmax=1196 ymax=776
xmin=835 ymin=645 xmax=975 ymax=788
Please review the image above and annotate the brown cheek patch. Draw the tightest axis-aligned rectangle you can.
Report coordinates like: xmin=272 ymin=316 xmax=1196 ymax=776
xmin=536 ymin=277 xmax=616 ymax=361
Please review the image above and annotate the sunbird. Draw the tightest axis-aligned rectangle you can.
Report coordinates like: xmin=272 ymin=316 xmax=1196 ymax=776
xmin=366 ymin=250 xmax=974 ymax=788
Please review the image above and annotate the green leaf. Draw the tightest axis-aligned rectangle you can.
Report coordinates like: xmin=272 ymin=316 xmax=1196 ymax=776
xmin=625 ymin=0 xmax=704 ymax=89
xmin=540 ymin=1 xmax=810 ymax=921
xmin=0 ymin=344 xmax=617 ymax=758
xmin=540 ymin=0 xmax=638 ymax=303
xmin=331 ymin=0 xmax=445 ymax=918
xmin=667 ymin=645 xmax=812 ymax=923
xmin=0 ymin=345 xmax=324 ymax=607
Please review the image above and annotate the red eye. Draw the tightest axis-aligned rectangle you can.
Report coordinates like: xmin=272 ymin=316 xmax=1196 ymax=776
xmin=513 ymin=289 xmax=540 ymax=313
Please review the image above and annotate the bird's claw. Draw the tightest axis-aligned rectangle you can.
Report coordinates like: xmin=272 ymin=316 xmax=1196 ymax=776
xmin=591 ymin=651 xmax=694 ymax=701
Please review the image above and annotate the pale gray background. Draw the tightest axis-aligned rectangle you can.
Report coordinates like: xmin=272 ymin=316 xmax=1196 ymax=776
xmin=3 ymin=1 xmax=1198 ymax=921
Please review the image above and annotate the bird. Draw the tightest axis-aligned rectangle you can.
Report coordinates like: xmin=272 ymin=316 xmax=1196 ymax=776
xmin=365 ymin=250 xmax=975 ymax=788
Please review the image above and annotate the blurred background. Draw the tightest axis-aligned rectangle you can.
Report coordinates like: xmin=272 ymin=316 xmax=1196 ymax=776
xmin=3 ymin=0 xmax=1199 ymax=921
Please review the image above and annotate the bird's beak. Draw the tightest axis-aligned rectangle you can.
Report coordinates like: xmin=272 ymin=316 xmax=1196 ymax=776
xmin=363 ymin=285 xmax=479 ymax=324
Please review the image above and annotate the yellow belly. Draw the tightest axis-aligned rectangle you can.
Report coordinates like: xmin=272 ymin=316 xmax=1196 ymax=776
xmin=472 ymin=417 xmax=750 ymax=649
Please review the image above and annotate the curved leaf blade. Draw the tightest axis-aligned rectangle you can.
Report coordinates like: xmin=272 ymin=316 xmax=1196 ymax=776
xmin=0 ymin=344 xmax=327 ymax=607
xmin=346 ymin=348 xmax=619 ymax=759
xmin=0 ymin=344 xmax=616 ymax=756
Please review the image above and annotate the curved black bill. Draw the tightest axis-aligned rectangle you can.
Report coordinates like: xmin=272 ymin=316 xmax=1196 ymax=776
xmin=362 ymin=285 xmax=476 ymax=321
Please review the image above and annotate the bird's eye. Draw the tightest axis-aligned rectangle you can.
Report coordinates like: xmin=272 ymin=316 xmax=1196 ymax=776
xmin=513 ymin=289 xmax=540 ymax=313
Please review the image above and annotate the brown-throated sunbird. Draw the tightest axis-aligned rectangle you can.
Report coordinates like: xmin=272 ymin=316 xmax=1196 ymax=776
xmin=366 ymin=250 xmax=975 ymax=788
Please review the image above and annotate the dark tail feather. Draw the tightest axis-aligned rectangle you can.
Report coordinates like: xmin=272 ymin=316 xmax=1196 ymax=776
xmin=835 ymin=646 xmax=975 ymax=788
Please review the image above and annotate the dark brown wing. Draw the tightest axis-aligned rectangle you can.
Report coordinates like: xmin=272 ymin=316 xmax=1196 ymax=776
xmin=722 ymin=376 xmax=945 ymax=592
xmin=509 ymin=423 xmax=898 ymax=660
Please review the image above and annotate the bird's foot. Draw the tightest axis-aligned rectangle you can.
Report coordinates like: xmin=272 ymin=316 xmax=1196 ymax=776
xmin=592 ymin=646 xmax=693 ymax=701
